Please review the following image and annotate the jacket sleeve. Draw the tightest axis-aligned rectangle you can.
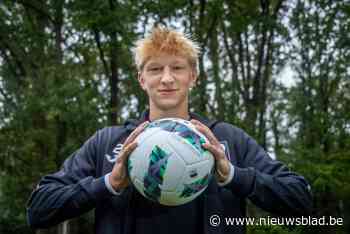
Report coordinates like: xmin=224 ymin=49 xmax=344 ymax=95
xmin=222 ymin=124 xmax=313 ymax=216
xmin=26 ymin=128 xmax=112 ymax=229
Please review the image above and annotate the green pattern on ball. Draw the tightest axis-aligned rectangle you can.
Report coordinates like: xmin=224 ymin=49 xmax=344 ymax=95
xmin=182 ymin=135 xmax=207 ymax=154
xmin=147 ymin=119 xmax=208 ymax=155
xmin=180 ymin=174 xmax=211 ymax=198
xmin=143 ymin=145 xmax=171 ymax=202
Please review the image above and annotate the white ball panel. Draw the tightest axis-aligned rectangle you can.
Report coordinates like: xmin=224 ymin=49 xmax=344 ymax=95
xmin=167 ymin=133 xmax=212 ymax=165
xmin=136 ymin=127 xmax=162 ymax=145
xmin=129 ymin=129 xmax=167 ymax=182
xmin=181 ymin=159 xmax=214 ymax=185
xmin=160 ymin=148 xmax=186 ymax=192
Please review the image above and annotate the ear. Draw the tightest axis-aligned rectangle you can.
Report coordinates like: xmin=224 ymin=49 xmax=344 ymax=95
xmin=138 ymin=72 xmax=146 ymax=90
xmin=190 ymin=70 xmax=198 ymax=88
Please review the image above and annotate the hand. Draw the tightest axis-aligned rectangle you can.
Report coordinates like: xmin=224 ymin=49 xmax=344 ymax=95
xmin=109 ymin=121 xmax=149 ymax=191
xmin=190 ymin=119 xmax=231 ymax=183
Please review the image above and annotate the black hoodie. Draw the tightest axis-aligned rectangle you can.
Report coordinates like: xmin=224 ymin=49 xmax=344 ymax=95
xmin=27 ymin=110 xmax=313 ymax=234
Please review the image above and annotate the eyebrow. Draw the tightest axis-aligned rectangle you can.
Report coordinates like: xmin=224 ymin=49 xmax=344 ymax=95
xmin=147 ymin=60 xmax=186 ymax=66
xmin=146 ymin=62 xmax=162 ymax=67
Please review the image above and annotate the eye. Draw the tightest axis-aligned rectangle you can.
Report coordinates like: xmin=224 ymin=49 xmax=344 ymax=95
xmin=173 ymin=66 xmax=185 ymax=70
xmin=148 ymin=67 xmax=162 ymax=72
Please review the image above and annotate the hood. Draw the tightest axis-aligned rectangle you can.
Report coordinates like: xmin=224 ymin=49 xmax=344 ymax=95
xmin=123 ymin=109 xmax=220 ymax=131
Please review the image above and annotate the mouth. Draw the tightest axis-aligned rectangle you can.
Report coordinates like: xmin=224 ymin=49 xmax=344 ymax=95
xmin=158 ymin=89 xmax=178 ymax=94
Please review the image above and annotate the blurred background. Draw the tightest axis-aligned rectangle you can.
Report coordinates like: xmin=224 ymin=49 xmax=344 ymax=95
xmin=0 ymin=0 xmax=349 ymax=233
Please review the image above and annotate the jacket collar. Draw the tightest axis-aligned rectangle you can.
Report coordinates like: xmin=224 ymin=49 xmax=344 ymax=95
xmin=124 ymin=109 xmax=216 ymax=131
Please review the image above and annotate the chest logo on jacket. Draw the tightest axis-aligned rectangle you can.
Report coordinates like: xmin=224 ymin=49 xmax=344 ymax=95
xmin=105 ymin=143 xmax=123 ymax=163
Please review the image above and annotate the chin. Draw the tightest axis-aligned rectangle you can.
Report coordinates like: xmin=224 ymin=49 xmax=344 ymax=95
xmin=149 ymin=94 xmax=188 ymax=111
xmin=156 ymin=101 xmax=180 ymax=110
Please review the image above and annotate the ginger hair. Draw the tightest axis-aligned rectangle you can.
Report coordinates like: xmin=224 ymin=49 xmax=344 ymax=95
xmin=134 ymin=26 xmax=200 ymax=72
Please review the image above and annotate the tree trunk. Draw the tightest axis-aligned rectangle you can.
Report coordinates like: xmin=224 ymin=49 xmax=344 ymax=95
xmin=109 ymin=0 xmax=119 ymax=125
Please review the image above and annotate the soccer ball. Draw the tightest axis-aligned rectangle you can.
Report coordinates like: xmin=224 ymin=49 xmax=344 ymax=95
xmin=128 ymin=118 xmax=215 ymax=206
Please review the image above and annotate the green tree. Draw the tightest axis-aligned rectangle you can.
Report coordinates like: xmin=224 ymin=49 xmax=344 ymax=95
xmin=281 ymin=0 xmax=350 ymax=233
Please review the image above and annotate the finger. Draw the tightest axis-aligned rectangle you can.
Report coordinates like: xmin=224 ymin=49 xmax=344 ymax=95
xmin=190 ymin=119 xmax=201 ymax=125
xmin=190 ymin=119 xmax=209 ymax=130
xmin=202 ymin=143 xmax=225 ymax=160
xmin=190 ymin=120 xmax=208 ymax=137
xmin=119 ymin=141 xmax=138 ymax=163
xmin=117 ymin=141 xmax=138 ymax=163
xmin=124 ymin=121 xmax=148 ymax=145
xmin=124 ymin=121 xmax=149 ymax=146
xmin=190 ymin=120 xmax=219 ymax=144
xmin=192 ymin=123 xmax=221 ymax=146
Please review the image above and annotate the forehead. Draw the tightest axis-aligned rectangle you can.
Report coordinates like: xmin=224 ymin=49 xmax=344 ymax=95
xmin=144 ymin=54 xmax=190 ymax=66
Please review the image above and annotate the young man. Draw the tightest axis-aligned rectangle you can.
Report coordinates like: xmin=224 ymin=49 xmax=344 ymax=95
xmin=27 ymin=27 xmax=312 ymax=234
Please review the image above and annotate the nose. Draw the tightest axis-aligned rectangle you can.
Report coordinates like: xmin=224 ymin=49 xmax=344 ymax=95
xmin=160 ymin=66 xmax=175 ymax=84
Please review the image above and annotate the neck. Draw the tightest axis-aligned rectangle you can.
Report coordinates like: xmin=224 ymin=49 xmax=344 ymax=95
xmin=149 ymin=106 xmax=190 ymax=121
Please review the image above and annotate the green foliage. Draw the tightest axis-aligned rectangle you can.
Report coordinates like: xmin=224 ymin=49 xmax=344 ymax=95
xmin=0 ymin=0 xmax=349 ymax=233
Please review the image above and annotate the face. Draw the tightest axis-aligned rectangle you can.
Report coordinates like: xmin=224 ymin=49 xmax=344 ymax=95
xmin=138 ymin=53 xmax=196 ymax=113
